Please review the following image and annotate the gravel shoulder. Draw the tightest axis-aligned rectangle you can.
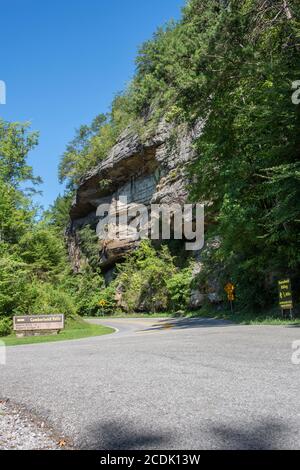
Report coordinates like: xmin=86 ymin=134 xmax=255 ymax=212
xmin=0 ymin=400 xmax=72 ymax=450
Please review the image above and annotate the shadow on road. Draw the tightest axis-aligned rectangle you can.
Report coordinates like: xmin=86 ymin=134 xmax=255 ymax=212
xmin=82 ymin=421 xmax=171 ymax=450
xmin=81 ymin=418 xmax=290 ymax=450
xmin=208 ymin=419 xmax=289 ymax=450
xmin=140 ymin=317 xmax=234 ymax=333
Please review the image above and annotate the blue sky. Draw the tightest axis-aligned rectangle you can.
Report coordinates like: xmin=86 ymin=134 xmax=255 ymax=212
xmin=0 ymin=0 xmax=184 ymax=209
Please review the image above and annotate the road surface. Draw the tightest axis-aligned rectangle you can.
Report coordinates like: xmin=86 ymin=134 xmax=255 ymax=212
xmin=1 ymin=317 xmax=300 ymax=449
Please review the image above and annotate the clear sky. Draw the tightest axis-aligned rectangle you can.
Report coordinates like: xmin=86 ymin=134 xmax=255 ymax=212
xmin=0 ymin=0 xmax=184 ymax=209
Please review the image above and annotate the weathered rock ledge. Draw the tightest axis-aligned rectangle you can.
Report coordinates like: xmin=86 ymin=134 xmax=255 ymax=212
xmin=68 ymin=120 xmax=204 ymax=272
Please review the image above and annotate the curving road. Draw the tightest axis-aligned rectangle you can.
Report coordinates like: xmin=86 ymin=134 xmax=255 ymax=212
xmin=1 ymin=317 xmax=300 ymax=449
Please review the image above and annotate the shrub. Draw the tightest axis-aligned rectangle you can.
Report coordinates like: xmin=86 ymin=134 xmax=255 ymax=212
xmin=0 ymin=255 xmax=31 ymax=317
xmin=0 ymin=317 xmax=12 ymax=337
xmin=27 ymin=282 xmax=77 ymax=317
xmin=97 ymin=285 xmax=117 ymax=315
xmin=166 ymin=268 xmax=192 ymax=311
xmin=72 ymin=271 xmax=106 ymax=316
xmin=107 ymin=241 xmax=194 ymax=313
xmin=113 ymin=241 xmax=175 ymax=312
xmin=78 ymin=225 xmax=101 ymax=272
xmin=18 ymin=228 xmax=66 ymax=273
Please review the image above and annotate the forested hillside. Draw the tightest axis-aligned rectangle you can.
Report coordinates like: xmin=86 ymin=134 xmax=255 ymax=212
xmin=1 ymin=0 xmax=299 ymax=334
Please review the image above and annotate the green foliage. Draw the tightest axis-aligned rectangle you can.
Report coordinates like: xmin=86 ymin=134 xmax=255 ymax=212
xmin=0 ymin=179 xmax=34 ymax=244
xmin=97 ymin=285 xmax=117 ymax=315
xmin=58 ymin=114 xmax=106 ymax=187
xmin=0 ymin=253 xmax=32 ymax=318
xmin=128 ymin=0 xmax=225 ymax=122
xmin=101 ymin=241 xmax=192 ymax=313
xmin=186 ymin=0 xmax=300 ymax=309
xmin=0 ymin=317 xmax=12 ymax=337
xmin=0 ymin=252 xmax=78 ymax=319
xmin=17 ymin=227 xmax=67 ymax=274
xmin=78 ymin=225 xmax=101 ymax=272
xmin=115 ymin=241 xmax=176 ymax=312
xmin=166 ymin=268 xmax=192 ymax=311
xmin=27 ymin=281 xmax=77 ymax=317
xmin=59 ymin=95 xmax=134 ymax=188
xmin=72 ymin=271 xmax=105 ymax=317
xmin=103 ymin=0 xmax=299 ymax=312
xmin=0 ymin=120 xmax=81 ymax=323
xmin=0 ymin=121 xmax=39 ymax=247
xmin=44 ymin=192 xmax=73 ymax=231
xmin=0 ymin=120 xmax=40 ymax=188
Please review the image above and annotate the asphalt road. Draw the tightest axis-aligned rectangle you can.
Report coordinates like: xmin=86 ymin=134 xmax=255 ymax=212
xmin=1 ymin=317 xmax=300 ymax=450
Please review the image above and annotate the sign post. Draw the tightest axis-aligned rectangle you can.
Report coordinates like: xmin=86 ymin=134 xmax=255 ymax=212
xmin=98 ymin=299 xmax=107 ymax=317
xmin=225 ymin=283 xmax=235 ymax=313
xmin=278 ymin=279 xmax=293 ymax=319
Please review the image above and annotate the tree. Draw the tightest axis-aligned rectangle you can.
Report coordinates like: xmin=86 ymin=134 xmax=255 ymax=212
xmin=0 ymin=120 xmax=40 ymax=188
xmin=59 ymin=96 xmax=133 ymax=189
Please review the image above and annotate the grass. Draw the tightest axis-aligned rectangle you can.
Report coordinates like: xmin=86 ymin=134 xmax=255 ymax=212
xmin=1 ymin=316 xmax=115 ymax=347
xmin=87 ymin=307 xmax=300 ymax=326
xmin=85 ymin=312 xmax=171 ymax=319
xmin=187 ymin=306 xmax=300 ymax=325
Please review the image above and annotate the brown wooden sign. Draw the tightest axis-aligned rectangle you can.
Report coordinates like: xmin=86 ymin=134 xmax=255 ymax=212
xmin=13 ymin=314 xmax=64 ymax=334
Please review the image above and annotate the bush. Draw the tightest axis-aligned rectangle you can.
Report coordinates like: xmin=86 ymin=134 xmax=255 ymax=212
xmin=0 ymin=255 xmax=31 ymax=317
xmin=97 ymin=285 xmax=117 ymax=315
xmin=0 ymin=317 xmax=12 ymax=337
xmin=18 ymin=227 xmax=66 ymax=273
xmin=114 ymin=241 xmax=176 ymax=312
xmin=27 ymin=282 xmax=77 ymax=317
xmin=104 ymin=241 xmax=193 ymax=313
xmin=0 ymin=253 xmax=78 ymax=318
xmin=166 ymin=268 xmax=192 ymax=311
xmin=72 ymin=271 xmax=106 ymax=316
xmin=78 ymin=225 xmax=101 ymax=272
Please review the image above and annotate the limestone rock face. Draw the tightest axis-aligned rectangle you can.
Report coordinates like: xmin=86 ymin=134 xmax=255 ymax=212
xmin=190 ymin=289 xmax=206 ymax=309
xmin=67 ymin=120 xmax=204 ymax=272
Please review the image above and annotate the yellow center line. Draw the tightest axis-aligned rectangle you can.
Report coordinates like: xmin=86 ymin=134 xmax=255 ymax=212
xmin=137 ymin=322 xmax=174 ymax=334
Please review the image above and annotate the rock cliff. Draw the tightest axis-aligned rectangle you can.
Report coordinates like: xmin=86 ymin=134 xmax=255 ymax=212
xmin=68 ymin=120 xmax=204 ymax=271
xmin=67 ymin=118 xmax=221 ymax=309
